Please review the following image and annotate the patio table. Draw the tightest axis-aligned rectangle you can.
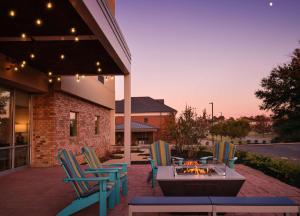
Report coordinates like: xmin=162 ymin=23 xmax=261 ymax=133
xmin=156 ymin=164 xmax=245 ymax=196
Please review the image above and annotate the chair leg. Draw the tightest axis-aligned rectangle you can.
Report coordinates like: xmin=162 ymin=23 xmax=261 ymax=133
xmin=122 ymin=176 xmax=128 ymax=196
xmin=99 ymin=191 xmax=107 ymax=216
xmin=115 ymin=179 xmax=121 ymax=204
xmin=108 ymin=189 xmax=115 ymax=209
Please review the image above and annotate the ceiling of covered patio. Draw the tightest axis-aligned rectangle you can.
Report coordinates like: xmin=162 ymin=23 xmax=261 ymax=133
xmin=0 ymin=0 xmax=131 ymax=76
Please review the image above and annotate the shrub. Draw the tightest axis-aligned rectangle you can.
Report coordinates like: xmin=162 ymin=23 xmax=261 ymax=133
xmin=236 ymin=150 xmax=300 ymax=188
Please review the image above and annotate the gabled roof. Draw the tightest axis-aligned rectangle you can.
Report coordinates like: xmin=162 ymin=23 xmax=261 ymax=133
xmin=116 ymin=121 xmax=158 ymax=132
xmin=115 ymin=97 xmax=177 ymax=114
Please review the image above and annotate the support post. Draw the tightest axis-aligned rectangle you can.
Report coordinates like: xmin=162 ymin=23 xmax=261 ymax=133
xmin=124 ymin=74 xmax=131 ymax=164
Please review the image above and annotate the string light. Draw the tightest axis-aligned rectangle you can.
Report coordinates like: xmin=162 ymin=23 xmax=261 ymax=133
xmin=48 ymin=71 xmax=52 ymax=76
xmin=70 ymin=27 xmax=76 ymax=34
xmin=9 ymin=10 xmax=16 ymax=17
xmin=96 ymin=61 xmax=100 ymax=66
xmin=57 ymin=77 xmax=61 ymax=82
xmin=14 ymin=67 xmax=19 ymax=71
xmin=49 ymin=78 xmax=53 ymax=83
xmin=20 ymin=61 xmax=26 ymax=68
xmin=30 ymin=53 xmax=35 ymax=59
xmin=74 ymin=36 xmax=79 ymax=42
xmin=97 ymin=68 xmax=101 ymax=72
xmin=46 ymin=2 xmax=53 ymax=9
xmin=35 ymin=18 xmax=43 ymax=26
xmin=21 ymin=33 xmax=26 ymax=39
xmin=60 ymin=54 xmax=65 ymax=60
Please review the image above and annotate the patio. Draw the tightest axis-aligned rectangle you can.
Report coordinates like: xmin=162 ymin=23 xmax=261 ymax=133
xmin=0 ymin=164 xmax=299 ymax=216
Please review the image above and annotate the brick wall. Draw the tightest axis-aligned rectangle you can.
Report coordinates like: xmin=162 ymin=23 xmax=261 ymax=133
xmin=32 ymin=91 xmax=111 ymax=167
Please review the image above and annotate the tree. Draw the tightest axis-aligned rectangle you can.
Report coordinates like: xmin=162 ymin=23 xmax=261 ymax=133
xmin=253 ymin=115 xmax=272 ymax=137
xmin=255 ymin=47 xmax=300 ymax=141
xmin=211 ymin=119 xmax=250 ymax=142
xmin=167 ymin=106 xmax=208 ymax=158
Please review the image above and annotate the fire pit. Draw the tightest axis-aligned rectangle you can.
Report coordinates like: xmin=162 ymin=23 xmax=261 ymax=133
xmin=157 ymin=164 xmax=245 ymax=196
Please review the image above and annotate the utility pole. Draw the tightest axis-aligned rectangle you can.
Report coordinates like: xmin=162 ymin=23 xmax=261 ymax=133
xmin=209 ymin=102 xmax=214 ymax=145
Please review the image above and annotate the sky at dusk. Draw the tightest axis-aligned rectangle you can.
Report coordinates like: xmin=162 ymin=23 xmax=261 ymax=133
xmin=114 ymin=0 xmax=300 ymax=118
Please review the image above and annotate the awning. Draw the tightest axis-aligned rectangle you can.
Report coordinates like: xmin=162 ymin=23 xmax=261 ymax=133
xmin=116 ymin=121 xmax=158 ymax=132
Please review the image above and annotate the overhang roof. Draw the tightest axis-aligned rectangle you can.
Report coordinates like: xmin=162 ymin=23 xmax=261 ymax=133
xmin=116 ymin=121 xmax=158 ymax=132
xmin=0 ymin=0 xmax=131 ymax=76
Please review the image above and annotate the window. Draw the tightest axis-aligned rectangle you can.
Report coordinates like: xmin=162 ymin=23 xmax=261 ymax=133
xmin=95 ymin=116 xmax=100 ymax=135
xmin=144 ymin=117 xmax=148 ymax=123
xmin=98 ymin=76 xmax=104 ymax=84
xmin=70 ymin=112 xmax=77 ymax=137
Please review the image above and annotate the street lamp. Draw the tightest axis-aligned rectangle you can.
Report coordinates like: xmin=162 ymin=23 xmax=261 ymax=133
xmin=209 ymin=102 xmax=214 ymax=145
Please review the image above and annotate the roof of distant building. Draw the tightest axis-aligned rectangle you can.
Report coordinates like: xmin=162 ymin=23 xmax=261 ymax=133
xmin=116 ymin=121 xmax=158 ymax=132
xmin=115 ymin=96 xmax=177 ymax=114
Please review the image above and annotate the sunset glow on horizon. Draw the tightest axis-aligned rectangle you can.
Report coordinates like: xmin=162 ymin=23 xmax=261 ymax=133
xmin=115 ymin=0 xmax=300 ymax=118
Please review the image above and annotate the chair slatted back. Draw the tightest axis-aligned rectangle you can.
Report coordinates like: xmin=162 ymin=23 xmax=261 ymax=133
xmin=213 ymin=142 xmax=236 ymax=164
xmin=58 ymin=149 xmax=90 ymax=197
xmin=82 ymin=146 xmax=102 ymax=169
xmin=150 ymin=140 xmax=171 ymax=166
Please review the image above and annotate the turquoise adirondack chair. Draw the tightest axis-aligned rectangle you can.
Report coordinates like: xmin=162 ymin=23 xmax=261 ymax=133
xmin=57 ymin=149 xmax=119 ymax=216
xmin=82 ymin=146 xmax=128 ymax=198
xmin=200 ymin=141 xmax=238 ymax=168
xmin=149 ymin=140 xmax=184 ymax=187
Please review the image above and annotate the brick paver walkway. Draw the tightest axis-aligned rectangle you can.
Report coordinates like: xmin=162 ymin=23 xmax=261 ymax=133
xmin=0 ymin=164 xmax=299 ymax=216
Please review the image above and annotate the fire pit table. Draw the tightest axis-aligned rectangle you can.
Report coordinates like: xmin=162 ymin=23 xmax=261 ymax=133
xmin=157 ymin=164 xmax=245 ymax=196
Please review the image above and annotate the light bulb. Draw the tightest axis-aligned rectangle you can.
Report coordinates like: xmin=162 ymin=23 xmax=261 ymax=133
xmin=30 ymin=53 xmax=35 ymax=59
xmin=96 ymin=61 xmax=100 ymax=66
xmin=35 ymin=18 xmax=42 ymax=26
xmin=9 ymin=10 xmax=16 ymax=17
xmin=70 ymin=27 xmax=76 ymax=34
xmin=14 ymin=67 xmax=18 ymax=71
xmin=74 ymin=36 xmax=79 ymax=42
xmin=97 ymin=68 xmax=102 ymax=72
xmin=46 ymin=2 xmax=53 ymax=9
xmin=60 ymin=54 xmax=65 ymax=60
xmin=269 ymin=2 xmax=273 ymax=6
xmin=49 ymin=78 xmax=53 ymax=83
xmin=57 ymin=77 xmax=61 ymax=82
xmin=48 ymin=71 xmax=52 ymax=76
xmin=21 ymin=33 xmax=26 ymax=39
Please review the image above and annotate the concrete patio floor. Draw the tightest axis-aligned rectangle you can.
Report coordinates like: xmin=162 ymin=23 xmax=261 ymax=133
xmin=0 ymin=164 xmax=299 ymax=216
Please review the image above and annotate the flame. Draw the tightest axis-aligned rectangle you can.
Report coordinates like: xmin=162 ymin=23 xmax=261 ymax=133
xmin=183 ymin=167 xmax=208 ymax=175
xmin=184 ymin=161 xmax=200 ymax=166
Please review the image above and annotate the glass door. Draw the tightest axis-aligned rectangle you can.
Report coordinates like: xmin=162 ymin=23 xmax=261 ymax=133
xmin=0 ymin=87 xmax=13 ymax=171
xmin=0 ymin=87 xmax=31 ymax=172
xmin=14 ymin=91 xmax=30 ymax=168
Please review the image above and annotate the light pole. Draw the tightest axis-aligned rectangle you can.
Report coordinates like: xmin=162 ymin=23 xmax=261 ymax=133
xmin=209 ymin=102 xmax=214 ymax=145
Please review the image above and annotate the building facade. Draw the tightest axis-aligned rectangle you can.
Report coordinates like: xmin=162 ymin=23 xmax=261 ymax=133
xmin=115 ymin=97 xmax=177 ymax=145
xmin=0 ymin=0 xmax=132 ymax=172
